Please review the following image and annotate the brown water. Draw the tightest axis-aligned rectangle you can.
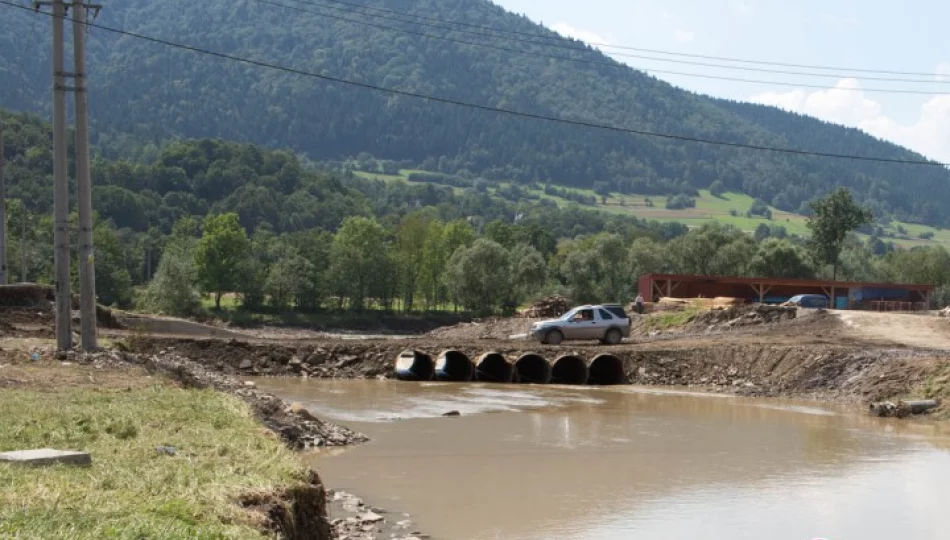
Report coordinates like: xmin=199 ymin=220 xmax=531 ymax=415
xmin=256 ymin=379 xmax=950 ymax=540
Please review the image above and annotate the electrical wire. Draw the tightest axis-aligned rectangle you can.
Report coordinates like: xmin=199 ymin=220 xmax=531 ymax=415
xmin=310 ymin=0 xmax=946 ymax=79
xmin=1 ymin=0 xmax=946 ymax=167
xmin=255 ymin=0 xmax=950 ymax=94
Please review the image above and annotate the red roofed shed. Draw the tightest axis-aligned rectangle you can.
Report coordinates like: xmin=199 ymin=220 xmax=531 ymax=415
xmin=638 ymin=273 xmax=935 ymax=310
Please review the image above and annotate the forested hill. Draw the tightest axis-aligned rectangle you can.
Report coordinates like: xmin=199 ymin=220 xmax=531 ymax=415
xmin=1 ymin=0 xmax=948 ymax=225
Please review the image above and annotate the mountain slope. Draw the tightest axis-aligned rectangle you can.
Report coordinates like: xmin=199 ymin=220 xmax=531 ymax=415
xmin=1 ymin=0 xmax=947 ymax=225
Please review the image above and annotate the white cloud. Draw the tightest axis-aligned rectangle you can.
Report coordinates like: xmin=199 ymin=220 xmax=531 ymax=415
xmin=550 ymin=22 xmax=608 ymax=47
xmin=732 ymin=2 xmax=752 ymax=15
xmin=751 ymin=78 xmax=950 ymax=164
xmin=673 ymin=29 xmax=695 ymax=43
xmin=820 ymin=13 xmax=861 ymax=27
xmin=936 ymin=62 xmax=950 ymax=82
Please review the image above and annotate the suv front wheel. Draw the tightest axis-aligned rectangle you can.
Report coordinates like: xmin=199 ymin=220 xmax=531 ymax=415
xmin=544 ymin=329 xmax=564 ymax=345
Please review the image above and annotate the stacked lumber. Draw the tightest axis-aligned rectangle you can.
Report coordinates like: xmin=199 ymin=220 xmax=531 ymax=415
xmin=519 ymin=296 xmax=571 ymax=318
xmin=652 ymin=296 xmax=745 ymax=312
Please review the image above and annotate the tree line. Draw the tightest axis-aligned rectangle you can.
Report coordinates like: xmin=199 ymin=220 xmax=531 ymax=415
xmin=3 ymin=108 xmax=950 ymax=316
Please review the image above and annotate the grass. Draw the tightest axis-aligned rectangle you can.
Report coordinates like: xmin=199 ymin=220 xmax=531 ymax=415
xmin=0 ymin=385 xmax=305 ymax=539
xmin=641 ymin=305 xmax=706 ymax=331
xmin=347 ymin=169 xmax=950 ymax=247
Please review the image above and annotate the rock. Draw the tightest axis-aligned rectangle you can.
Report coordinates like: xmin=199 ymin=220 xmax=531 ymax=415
xmin=155 ymin=445 xmax=178 ymax=456
xmin=289 ymin=356 xmax=303 ymax=368
xmin=442 ymin=410 xmax=461 ymax=417
xmin=305 ymin=352 xmax=327 ymax=366
xmin=238 ymin=358 xmax=253 ymax=370
xmin=243 ymin=381 xmax=256 ymax=388
xmin=0 ymin=448 xmax=92 ymax=467
xmin=360 ymin=512 xmax=383 ymax=523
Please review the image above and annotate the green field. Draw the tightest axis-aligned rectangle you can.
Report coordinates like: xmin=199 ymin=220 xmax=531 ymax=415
xmin=350 ymin=169 xmax=949 ymax=247
xmin=0 ymin=384 xmax=304 ymax=539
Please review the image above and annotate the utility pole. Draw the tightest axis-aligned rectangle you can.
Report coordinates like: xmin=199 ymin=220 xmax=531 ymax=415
xmin=35 ymin=0 xmax=101 ymax=350
xmin=49 ymin=0 xmax=72 ymax=351
xmin=72 ymin=1 xmax=97 ymax=349
xmin=0 ymin=118 xmax=7 ymax=285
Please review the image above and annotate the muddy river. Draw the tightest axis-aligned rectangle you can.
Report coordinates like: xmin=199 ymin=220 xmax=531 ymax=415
xmin=256 ymin=379 xmax=950 ymax=540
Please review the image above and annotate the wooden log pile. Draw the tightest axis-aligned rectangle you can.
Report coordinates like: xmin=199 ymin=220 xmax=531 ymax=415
xmin=519 ymin=296 xmax=571 ymax=318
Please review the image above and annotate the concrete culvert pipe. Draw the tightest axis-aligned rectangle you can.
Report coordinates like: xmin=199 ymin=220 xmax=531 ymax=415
xmin=394 ymin=350 xmax=435 ymax=381
xmin=435 ymin=350 xmax=475 ymax=382
xmin=515 ymin=353 xmax=552 ymax=384
xmin=587 ymin=354 xmax=626 ymax=385
xmin=475 ymin=352 xmax=515 ymax=383
xmin=551 ymin=355 xmax=589 ymax=385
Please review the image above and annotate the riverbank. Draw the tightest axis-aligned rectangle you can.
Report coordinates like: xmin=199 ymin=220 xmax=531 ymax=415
xmin=0 ymin=355 xmax=332 ymax=539
xmin=128 ymin=332 xmax=950 ymax=419
xmin=2 ymin=304 xmax=948 ymax=536
xmin=0 ymin=344 xmax=420 ymax=539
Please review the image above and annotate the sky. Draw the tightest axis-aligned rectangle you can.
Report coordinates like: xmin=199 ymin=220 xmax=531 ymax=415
xmin=494 ymin=0 xmax=950 ymax=163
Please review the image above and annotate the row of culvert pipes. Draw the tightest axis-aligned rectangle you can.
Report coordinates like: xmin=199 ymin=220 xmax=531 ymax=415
xmin=395 ymin=350 xmax=627 ymax=385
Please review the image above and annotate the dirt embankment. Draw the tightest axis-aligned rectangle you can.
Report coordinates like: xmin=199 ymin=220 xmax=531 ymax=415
xmin=125 ymin=328 xmax=950 ymax=415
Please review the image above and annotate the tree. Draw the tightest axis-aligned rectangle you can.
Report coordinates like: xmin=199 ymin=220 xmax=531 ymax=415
xmin=484 ymin=220 xmax=515 ymax=248
xmin=194 ymin=213 xmax=251 ymax=309
xmin=750 ymin=239 xmax=814 ymax=279
xmin=628 ymin=237 xmax=668 ymax=281
xmin=265 ymin=250 xmax=314 ymax=310
xmin=141 ymin=240 xmax=201 ymax=316
xmin=286 ymin=229 xmax=333 ymax=311
xmin=709 ymin=180 xmax=726 ymax=197
xmin=807 ymin=189 xmax=873 ymax=281
xmin=753 ymin=223 xmax=771 ymax=243
xmin=394 ymin=212 xmax=432 ymax=312
xmin=509 ymin=243 xmax=547 ymax=304
xmin=328 ymin=216 xmax=389 ymax=310
xmin=443 ymin=239 xmax=511 ymax=314
xmin=558 ymin=233 xmax=631 ymax=304
xmin=93 ymin=222 xmax=134 ymax=307
xmin=668 ymin=223 xmax=743 ymax=275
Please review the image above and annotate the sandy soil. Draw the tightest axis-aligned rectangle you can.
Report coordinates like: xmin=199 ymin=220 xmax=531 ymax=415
xmin=835 ymin=310 xmax=950 ymax=350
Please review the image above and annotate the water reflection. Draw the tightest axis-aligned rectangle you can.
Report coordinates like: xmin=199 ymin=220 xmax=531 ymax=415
xmin=257 ymin=379 xmax=950 ymax=540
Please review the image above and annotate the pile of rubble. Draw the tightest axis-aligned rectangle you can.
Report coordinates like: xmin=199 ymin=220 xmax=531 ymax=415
xmin=938 ymin=307 xmax=950 ymax=318
xmin=690 ymin=304 xmax=797 ymax=331
xmin=519 ymin=296 xmax=570 ymax=318
xmin=330 ymin=491 xmax=428 ymax=540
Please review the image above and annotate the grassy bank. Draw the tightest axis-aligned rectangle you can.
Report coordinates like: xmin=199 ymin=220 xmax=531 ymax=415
xmin=0 ymin=383 xmax=306 ymax=539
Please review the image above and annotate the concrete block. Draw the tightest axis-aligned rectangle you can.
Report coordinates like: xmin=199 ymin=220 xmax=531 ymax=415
xmin=0 ymin=448 xmax=92 ymax=467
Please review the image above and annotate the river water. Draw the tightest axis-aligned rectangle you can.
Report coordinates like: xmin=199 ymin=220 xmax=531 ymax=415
xmin=255 ymin=379 xmax=950 ymax=540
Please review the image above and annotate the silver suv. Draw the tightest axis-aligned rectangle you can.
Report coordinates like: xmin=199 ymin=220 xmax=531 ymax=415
xmin=529 ymin=304 xmax=631 ymax=345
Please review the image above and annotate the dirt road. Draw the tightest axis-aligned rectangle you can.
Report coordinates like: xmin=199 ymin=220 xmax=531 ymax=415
xmin=835 ymin=311 xmax=950 ymax=350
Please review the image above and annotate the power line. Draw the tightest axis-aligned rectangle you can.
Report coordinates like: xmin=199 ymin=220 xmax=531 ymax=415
xmin=310 ymin=0 xmax=946 ymax=79
xmin=257 ymin=0 xmax=950 ymax=95
xmin=1 ymin=0 xmax=946 ymax=168
xmin=300 ymin=0 xmax=946 ymax=84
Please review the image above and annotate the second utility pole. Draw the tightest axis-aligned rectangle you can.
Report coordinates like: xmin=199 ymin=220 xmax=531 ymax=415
xmin=51 ymin=0 xmax=72 ymax=350
xmin=72 ymin=2 xmax=97 ymax=349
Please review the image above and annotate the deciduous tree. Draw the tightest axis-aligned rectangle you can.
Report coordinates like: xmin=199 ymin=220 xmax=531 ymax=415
xmin=195 ymin=213 xmax=251 ymax=309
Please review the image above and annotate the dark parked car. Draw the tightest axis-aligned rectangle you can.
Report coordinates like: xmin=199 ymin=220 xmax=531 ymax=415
xmin=784 ymin=294 xmax=828 ymax=309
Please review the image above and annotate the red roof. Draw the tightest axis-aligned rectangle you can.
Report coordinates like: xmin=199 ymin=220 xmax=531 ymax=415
xmin=641 ymin=273 xmax=935 ymax=291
